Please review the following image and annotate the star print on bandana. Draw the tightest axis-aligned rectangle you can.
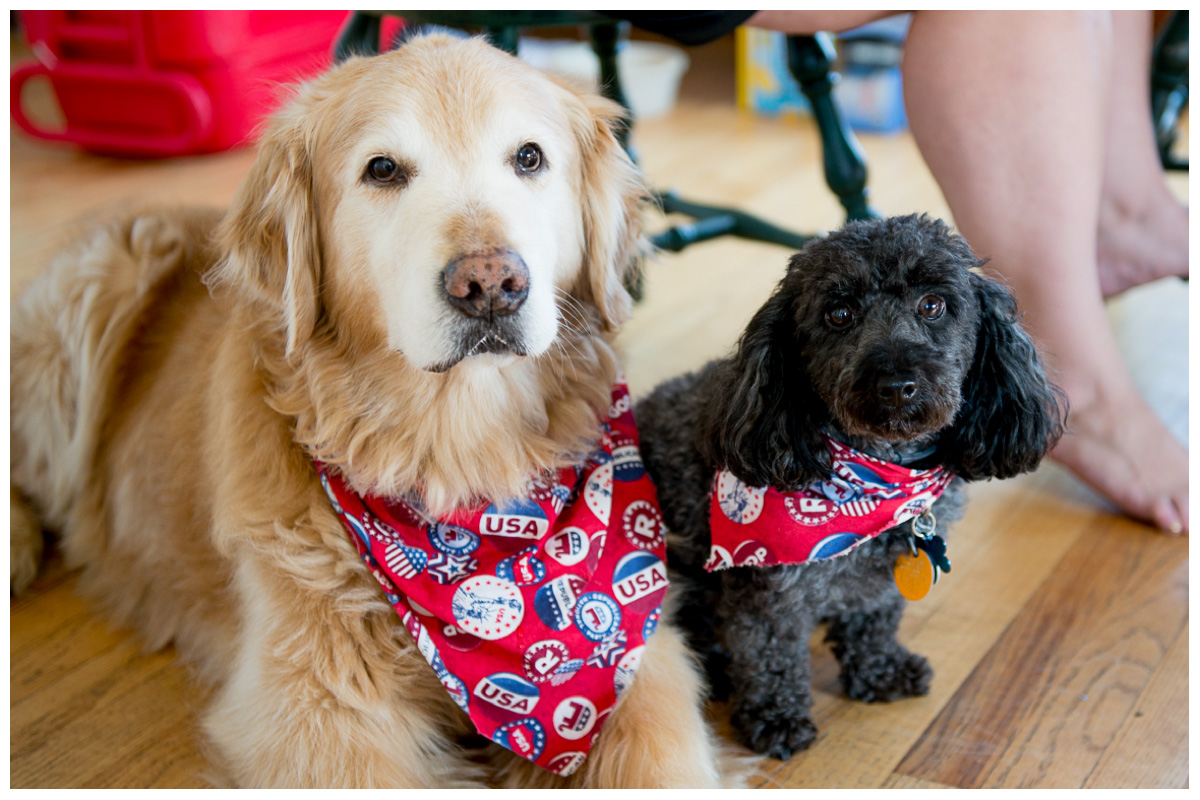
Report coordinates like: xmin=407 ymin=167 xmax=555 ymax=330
xmin=317 ymin=378 xmax=667 ymax=776
xmin=427 ymin=551 xmax=478 ymax=585
xmin=706 ymin=437 xmax=954 ymax=571
xmin=585 ymin=630 xmax=628 ymax=668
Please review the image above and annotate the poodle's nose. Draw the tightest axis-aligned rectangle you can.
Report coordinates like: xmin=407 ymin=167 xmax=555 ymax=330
xmin=443 ymin=249 xmax=530 ymax=320
xmin=877 ymin=374 xmax=918 ymax=406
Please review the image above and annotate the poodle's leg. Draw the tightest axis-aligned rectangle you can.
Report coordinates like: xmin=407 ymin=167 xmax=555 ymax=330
xmin=671 ymin=574 xmax=735 ymax=700
xmin=825 ymin=597 xmax=932 ymax=703
xmin=721 ymin=571 xmax=818 ymax=760
xmin=204 ymin=559 xmax=480 ymax=788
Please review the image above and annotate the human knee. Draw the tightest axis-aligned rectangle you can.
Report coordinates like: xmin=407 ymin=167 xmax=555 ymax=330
xmin=746 ymin=10 xmax=898 ymax=36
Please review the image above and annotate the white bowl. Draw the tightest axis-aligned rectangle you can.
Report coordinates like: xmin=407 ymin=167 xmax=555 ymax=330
xmin=519 ymin=38 xmax=691 ymax=120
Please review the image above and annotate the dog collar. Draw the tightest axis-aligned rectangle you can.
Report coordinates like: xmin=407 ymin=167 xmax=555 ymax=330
xmin=317 ymin=379 xmax=668 ymax=776
xmin=855 ymin=441 xmax=940 ymax=469
xmin=705 ymin=436 xmax=954 ymax=572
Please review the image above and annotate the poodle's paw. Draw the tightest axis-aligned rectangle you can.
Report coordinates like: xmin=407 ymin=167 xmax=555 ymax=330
xmin=840 ymin=650 xmax=932 ymax=703
xmin=731 ymin=702 xmax=819 ymax=760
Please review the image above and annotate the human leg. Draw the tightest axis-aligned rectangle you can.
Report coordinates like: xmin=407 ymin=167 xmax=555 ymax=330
xmin=746 ymin=10 xmax=894 ymax=35
xmin=739 ymin=11 xmax=1186 ymax=531
xmin=900 ymin=11 xmax=1187 ymax=533
xmin=1095 ymin=10 xmax=1189 ymax=298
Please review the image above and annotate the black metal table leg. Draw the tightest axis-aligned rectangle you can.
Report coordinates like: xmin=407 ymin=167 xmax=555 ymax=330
xmin=483 ymin=25 xmax=519 ymax=55
xmin=651 ymin=191 xmax=810 ymax=252
xmin=588 ymin=21 xmax=634 ymax=153
xmin=1151 ymin=10 xmax=1188 ymax=171
xmin=787 ymin=34 xmax=877 ymax=221
xmin=334 ymin=11 xmax=382 ymax=59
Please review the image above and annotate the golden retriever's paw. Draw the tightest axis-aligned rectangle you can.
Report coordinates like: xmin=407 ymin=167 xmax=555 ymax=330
xmin=716 ymin=741 xmax=769 ymax=789
xmin=10 ymin=487 xmax=44 ymax=594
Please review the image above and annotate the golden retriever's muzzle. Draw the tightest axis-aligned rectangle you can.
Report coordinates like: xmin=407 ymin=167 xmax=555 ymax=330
xmin=428 ymin=248 xmax=534 ymax=373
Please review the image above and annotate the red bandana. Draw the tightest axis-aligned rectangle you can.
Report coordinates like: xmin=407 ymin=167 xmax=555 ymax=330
xmin=706 ymin=437 xmax=954 ymax=571
xmin=317 ymin=379 xmax=668 ymax=776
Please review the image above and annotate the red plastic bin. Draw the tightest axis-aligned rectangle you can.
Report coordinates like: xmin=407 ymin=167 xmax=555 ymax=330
xmin=11 ymin=10 xmax=351 ymax=157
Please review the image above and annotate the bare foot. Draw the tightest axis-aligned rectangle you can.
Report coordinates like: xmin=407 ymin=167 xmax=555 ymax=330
xmin=1096 ymin=190 xmax=1188 ymax=298
xmin=1051 ymin=385 xmax=1188 ymax=534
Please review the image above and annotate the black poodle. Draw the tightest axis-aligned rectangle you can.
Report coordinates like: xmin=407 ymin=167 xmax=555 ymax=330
xmin=636 ymin=214 xmax=1065 ymax=759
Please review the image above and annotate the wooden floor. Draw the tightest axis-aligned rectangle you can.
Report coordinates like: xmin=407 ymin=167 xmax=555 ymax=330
xmin=9 ymin=34 xmax=1189 ymax=789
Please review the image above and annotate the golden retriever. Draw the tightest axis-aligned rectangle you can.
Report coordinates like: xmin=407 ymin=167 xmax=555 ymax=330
xmin=10 ymin=34 xmax=734 ymax=788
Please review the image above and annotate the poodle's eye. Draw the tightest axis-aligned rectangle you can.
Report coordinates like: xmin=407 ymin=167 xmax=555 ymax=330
xmin=917 ymin=295 xmax=946 ymax=321
xmin=365 ymin=156 xmax=406 ymax=185
xmin=514 ymin=142 xmax=544 ymax=175
xmin=825 ymin=306 xmax=855 ymax=330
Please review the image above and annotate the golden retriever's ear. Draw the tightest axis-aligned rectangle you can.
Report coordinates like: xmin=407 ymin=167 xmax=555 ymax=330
xmin=211 ymin=94 xmax=321 ymax=356
xmin=569 ymin=92 xmax=646 ymax=332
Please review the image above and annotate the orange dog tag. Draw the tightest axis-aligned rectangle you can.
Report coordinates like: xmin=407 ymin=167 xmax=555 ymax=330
xmin=894 ymin=549 xmax=935 ymax=601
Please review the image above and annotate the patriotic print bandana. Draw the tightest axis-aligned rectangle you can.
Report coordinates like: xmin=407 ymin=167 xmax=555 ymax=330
xmin=706 ymin=437 xmax=954 ymax=571
xmin=317 ymin=379 xmax=668 ymax=776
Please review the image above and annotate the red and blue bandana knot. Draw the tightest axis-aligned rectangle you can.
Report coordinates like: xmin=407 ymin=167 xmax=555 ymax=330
xmin=317 ymin=378 xmax=668 ymax=776
xmin=706 ymin=437 xmax=954 ymax=571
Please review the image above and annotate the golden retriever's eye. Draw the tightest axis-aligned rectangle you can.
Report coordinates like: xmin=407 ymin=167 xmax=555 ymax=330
xmin=514 ymin=143 xmax=544 ymax=176
xmin=365 ymin=156 xmax=405 ymax=185
xmin=917 ymin=294 xmax=946 ymax=321
xmin=825 ymin=305 xmax=855 ymax=330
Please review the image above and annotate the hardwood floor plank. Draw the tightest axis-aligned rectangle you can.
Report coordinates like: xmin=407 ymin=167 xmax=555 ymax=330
xmin=10 ymin=578 xmax=128 ymax=708
xmin=11 ymin=606 xmax=210 ymax=788
xmin=1083 ymin=622 xmax=1189 ymax=789
xmin=894 ymin=513 xmax=1188 ymax=788
xmin=883 ymin=773 xmax=956 ymax=789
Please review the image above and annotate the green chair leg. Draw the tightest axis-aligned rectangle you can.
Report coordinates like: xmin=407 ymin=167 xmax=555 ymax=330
xmin=787 ymin=34 xmax=877 ymax=221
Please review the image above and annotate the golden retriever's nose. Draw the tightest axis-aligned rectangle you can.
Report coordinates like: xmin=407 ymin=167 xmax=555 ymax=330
xmin=442 ymin=249 xmax=530 ymax=320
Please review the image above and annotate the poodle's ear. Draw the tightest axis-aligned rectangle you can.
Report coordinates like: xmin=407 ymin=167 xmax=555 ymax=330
xmin=209 ymin=90 xmax=322 ymax=356
xmin=944 ymin=272 xmax=1066 ymax=480
xmin=700 ymin=287 xmax=829 ymax=488
xmin=565 ymin=90 xmax=646 ymax=332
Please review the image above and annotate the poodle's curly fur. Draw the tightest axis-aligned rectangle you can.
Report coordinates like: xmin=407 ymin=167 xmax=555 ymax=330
xmin=637 ymin=214 xmax=1066 ymax=759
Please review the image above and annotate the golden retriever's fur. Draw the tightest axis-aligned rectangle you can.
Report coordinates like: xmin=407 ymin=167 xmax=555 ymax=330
xmin=10 ymin=35 xmax=736 ymax=788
